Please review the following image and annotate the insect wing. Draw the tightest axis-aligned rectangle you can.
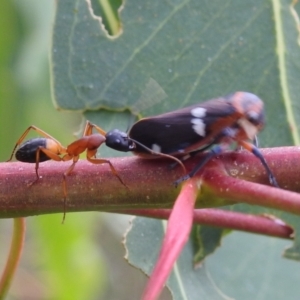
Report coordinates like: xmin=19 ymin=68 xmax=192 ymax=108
xmin=129 ymin=97 xmax=242 ymax=155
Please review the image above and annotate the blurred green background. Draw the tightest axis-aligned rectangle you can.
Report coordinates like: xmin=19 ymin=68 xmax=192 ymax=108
xmin=0 ymin=1 xmax=157 ymax=299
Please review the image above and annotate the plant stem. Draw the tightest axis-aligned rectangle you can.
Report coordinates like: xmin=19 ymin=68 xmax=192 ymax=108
xmin=0 ymin=218 xmax=25 ymax=300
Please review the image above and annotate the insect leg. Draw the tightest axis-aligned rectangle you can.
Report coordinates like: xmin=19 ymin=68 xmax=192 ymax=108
xmin=173 ymin=145 xmax=223 ymax=187
xmin=238 ymin=140 xmax=278 ymax=187
xmin=60 ymin=155 xmax=79 ymax=223
xmin=83 ymin=121 xmax=106 ymax=136
xmin=168 ymin=144 xmax=214 ymax=170
xmin=25 ymin=146 xmax=64 ymax=186
xmin=87 ymin=156 xmax=127 ymax=188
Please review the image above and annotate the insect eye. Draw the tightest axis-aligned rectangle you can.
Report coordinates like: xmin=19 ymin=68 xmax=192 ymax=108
xmin=246 ymin=111 xmax=263 ymax=126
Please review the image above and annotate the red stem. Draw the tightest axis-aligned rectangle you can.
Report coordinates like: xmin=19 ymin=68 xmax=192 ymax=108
xmin=119 ymin=208 xmax=293 ymax=239
xmin=1 ymin=147 xmax=300 ymax=218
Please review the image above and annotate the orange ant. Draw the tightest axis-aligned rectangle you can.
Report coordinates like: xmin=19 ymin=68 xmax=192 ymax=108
xmin=7 ymin=121 xmax=126 ymax=222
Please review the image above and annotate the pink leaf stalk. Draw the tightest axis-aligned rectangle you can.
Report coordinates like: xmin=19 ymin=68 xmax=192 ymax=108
xmin=142 ymin=178 xmax=199 ymax=300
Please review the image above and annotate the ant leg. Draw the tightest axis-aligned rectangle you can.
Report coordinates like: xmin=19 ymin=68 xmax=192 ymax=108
xmin=27 ymin=147 xmax=64 ymax=186
xmin=61 ymin=156 xmax=80 ymax=223
xmin=84 ymin=121 xmax=106 ymax=136
xmin=80 ymin=120 xmax=107 ymax=137
xmin=87 ymin=155 xmax=127 ymax=188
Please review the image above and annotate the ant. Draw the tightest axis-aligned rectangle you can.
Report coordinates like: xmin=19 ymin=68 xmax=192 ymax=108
xmin=7 ymin=121 xmax=126 ymax=222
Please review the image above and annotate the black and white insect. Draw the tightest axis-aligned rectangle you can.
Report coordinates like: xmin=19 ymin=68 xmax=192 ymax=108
xmin=104 ymin=91 xmax=278 ymax=187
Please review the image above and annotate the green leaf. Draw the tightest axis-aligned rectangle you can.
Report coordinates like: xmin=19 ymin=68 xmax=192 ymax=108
xmin=206 ymin=231 xmax=300 ymax=300
xmin=192 ymin=226 xmax=225 ymax=264
xmin=227 ymin=204 xmax=300 ymax=260
xmin=52 ymin=0 xmax=293 ymax=148
xmin=273 ymin=0 xmax=300 ymax=145
xmin=125 ymin=217 xmax=230 ymax=300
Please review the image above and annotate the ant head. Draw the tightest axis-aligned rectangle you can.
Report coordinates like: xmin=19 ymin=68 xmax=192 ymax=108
xmin=105 ymin=129 xmax=135 ymax=152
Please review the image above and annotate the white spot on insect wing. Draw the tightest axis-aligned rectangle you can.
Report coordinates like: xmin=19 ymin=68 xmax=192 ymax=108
xmin=191 ymin=118 xmax=206 ymax=136
xmin=190 ymin=107 xmax=207 ymax=136
xmin=152 ymin=144 xmax=161 ymax=153
xmin=191 ymin=107 xmax=207 ymax=118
